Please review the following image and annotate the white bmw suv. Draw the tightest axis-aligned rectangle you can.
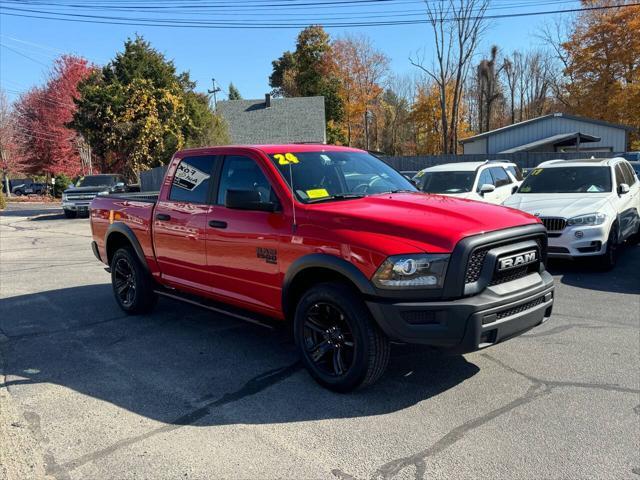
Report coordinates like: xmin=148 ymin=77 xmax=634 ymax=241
xmin=413 ymin=160 xmax=522 ymax=204
xmin=503 ymin=158 xmax=640 ymax=268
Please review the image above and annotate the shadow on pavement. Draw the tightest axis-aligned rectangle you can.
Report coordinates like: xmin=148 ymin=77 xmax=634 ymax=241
xmin=0 ymin=284 xmax=479 ymax=426
xmin=547 ymin=243 xmax=640 ymax=295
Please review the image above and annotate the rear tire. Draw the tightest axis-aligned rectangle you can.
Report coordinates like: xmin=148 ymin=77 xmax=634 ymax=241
xmin=597 ymin=223 xmax=619 ymax=270
xmin=294 ymin=282 xmax=390 ymax=392
xmin=110 ymin=247 xmax=157 ymax=314
xmin=64 ymin=209 xmax=77 ymax=219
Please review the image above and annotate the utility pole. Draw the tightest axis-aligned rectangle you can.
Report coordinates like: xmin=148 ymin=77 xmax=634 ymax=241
xmin=208 ymin=78 xmax=221 ymax=111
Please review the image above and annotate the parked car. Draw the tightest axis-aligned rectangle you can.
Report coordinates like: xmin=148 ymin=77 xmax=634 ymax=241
xmin=503 ymin=157 xmax=640 ymax=269
xmin=90 ymin=145 xmax=554 ymax=392
xmin=62 ymin=174 xmax=130 ymax=218
xmin=412 ymin=160 xmax=522 ymax=204
xmin=11 ymin=181 xmax=46 ymax=196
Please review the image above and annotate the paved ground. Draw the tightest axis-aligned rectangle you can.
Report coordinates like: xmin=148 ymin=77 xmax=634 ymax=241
xmin=1 ymin=202 xmax=639 ymax=480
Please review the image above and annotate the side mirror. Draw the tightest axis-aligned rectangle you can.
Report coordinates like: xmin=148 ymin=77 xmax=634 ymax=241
xmin=618 ymin=183 xmax=630 ymax=195
xmin=225 ymin=189 xmax=279 ymax=212
xmin=113 ymin=182 xmax=126 ymax=192
xmin=512 ymin=185 xmax=519 ymax=194
xmin=479 ymin=184 xmax=496 ymax=196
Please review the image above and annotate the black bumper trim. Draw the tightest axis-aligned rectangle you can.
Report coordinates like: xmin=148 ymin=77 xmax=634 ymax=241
xmin=366 ymin=270 xmax=554 ymax=353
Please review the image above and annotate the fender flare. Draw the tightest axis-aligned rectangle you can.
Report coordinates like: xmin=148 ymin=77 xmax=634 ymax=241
xmin=104 ymin=222 xmax=150 ymax=273
xmin=281 ymin=253 xmax=376 ymax=317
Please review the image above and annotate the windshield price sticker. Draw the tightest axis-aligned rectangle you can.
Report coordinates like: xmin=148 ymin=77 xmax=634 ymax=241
xmin=306 ymin=188 xmax=330 ymax=199
xmin=174 ymin=162 xmax=210 ymax=191
xmin=275 ymin=153 xmax=300 ymax=165
xmin=531 ymin=168 xmax=543 ymax=176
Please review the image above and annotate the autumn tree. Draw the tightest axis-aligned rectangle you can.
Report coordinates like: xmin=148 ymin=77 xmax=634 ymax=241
xmin=411 ymin=81 xmax=473 ymax=155
xmin=411 ymin=0 xmax=488 ymax=153
xmin=73 ymin=36 xmax=228 ymax=178
xmin=552 ymin=0 xmax=640 ymax=148
xmin=269 ymin=26 xmax=345 ymax=144
xmin=332 ymin=34 xmax=390 ymax=150
xmin=13 ymin=56 xmax=94 ymax=177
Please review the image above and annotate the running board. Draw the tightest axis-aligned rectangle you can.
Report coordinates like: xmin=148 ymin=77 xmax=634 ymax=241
xmin=154 ymin=289 xmax=276 ymax=330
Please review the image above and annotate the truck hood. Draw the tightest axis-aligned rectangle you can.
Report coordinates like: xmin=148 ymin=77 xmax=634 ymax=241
xmin=503 ymin=193 xmax=612 ymax=218
xmin=305 ymin=192 xmax=539 ymax=254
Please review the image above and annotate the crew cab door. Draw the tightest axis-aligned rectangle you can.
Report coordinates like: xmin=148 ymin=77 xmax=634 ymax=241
xmin=205 ymin=154 xmax=289 ymax=314
xmin=153 ymin=155 xmax=217 ymax=290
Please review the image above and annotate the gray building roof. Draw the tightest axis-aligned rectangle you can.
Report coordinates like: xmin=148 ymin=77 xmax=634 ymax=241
xmin=499 ymin=132 xmax=600 ymax=153
xmin=460 ymin=113 xmax=632 ymax=144
xmin=217 ymin=95 xmax=326 ymax=145
xmin=460 ymin=112 xmax=631 ymax=155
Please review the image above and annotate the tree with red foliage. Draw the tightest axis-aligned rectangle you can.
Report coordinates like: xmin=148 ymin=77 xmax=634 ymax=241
xmin=14 ymin=55 xmax=94 ymax=177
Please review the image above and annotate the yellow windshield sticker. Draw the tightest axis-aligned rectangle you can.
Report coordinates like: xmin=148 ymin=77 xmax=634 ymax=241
xmin=306 ymin=188 xmax=329 ymax=199
xmin=531 ymin=168 xmax=543 ymax=176
xmin=275 ymin=153 xmax=300 ymax=165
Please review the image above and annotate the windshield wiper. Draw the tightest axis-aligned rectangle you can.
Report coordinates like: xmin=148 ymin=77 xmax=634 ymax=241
xmin=376 ymin=189 xmax=417 ymax=194
xmin=306 ymin=193 xmax=367 ymax=204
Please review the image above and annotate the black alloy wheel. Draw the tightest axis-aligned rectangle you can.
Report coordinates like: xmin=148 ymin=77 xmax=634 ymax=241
xmin=114 ymin=256 xmax=137 ymax=308
xmin=110 ymin=247 xmax=156 ymax=314
xmin=303 ymin=302 xmax=355 ymax=377
xmin=294 ymin=282 xmax=390 ymax=392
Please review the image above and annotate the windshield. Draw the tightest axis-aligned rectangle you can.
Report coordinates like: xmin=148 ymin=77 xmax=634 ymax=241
xmin=76 ymin=176 xmax=118 ymax=187
xmin=416 ymin=171 xmax=475 ymax=194
xmin=268 ymin=151 xmax=416 ymax=203
xmin=518 ymin=167 xmax=612 ymax=194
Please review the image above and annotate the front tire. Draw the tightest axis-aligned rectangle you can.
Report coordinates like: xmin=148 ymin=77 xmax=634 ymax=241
xmin=597 ymin=223 xmax=619 ymax=270
xmin=64 ymin=209 xmax=77 ymax=219
xmin=110 ymin=247 xmax=157 ymax=314
xmin=294 ymin=282 xmax=390 ymax=392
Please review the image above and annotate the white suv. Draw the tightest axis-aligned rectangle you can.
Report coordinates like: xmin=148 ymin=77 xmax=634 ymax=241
xmin=413 ymin=160 xmax=522 ymax=204
xmin=503 ymin=158 xmax=640 ymax=268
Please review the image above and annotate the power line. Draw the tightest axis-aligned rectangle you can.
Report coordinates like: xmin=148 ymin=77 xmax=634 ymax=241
xmin=0 ymin=43 xmax=49 ymax=66
xmin=0 ymin=2 xmax=636 ymax=28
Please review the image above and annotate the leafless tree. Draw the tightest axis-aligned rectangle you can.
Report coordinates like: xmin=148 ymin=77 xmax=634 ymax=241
xmin=411 ymin=0 xmax=489 ymax=153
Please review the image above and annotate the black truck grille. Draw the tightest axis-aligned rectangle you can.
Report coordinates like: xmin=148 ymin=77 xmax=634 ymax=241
xmin=464 ymin=239 xmax=543 ymax=286
xmin=540 ymin=217 xmax=566 ymax=232
xmin=464 ymin=248 xmax=488 ymax=284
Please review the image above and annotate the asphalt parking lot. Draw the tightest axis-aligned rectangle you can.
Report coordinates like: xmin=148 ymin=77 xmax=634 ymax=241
xmin=1 ymin=202 xmax=639 ymax=480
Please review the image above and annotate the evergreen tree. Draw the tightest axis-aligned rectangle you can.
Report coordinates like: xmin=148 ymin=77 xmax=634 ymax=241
xmin=228 ymin=83 xmax=242 ymax=100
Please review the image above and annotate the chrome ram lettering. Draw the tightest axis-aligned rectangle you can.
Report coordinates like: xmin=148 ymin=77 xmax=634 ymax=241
xmin=497 ymin=251 xmax=537 ymax=271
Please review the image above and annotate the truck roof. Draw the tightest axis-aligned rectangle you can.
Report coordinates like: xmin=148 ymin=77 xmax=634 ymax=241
xmin=176 ymin=144 xmax=364 ymax=156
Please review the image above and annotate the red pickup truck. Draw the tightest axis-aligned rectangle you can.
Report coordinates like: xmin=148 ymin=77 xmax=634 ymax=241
xmin=90 ymin=145 xmax=554 ymax=391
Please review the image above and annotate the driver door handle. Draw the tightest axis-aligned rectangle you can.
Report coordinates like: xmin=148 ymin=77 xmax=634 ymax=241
xmin=209 ymin=220 xmax=227 ymax=229
xmin=156 ymin=213 xmax=171 ymax=221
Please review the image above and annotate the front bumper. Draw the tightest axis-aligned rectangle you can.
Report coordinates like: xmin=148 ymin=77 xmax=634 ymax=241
xmin=366 ymin=270 xmax=554 ymax=353
xmin=62 ymin=200 xmax=93 ymax=211
xmin=547 ymin=224 xmax=608 ymax=257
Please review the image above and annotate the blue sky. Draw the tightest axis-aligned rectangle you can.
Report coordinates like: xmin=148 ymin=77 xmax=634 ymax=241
xmin=0 ymin=1 xmax=579 ymax=103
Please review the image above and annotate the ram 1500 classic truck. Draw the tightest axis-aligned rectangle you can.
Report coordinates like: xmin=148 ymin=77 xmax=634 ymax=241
xmin=90 ymin=145 xmax=554 ymax=391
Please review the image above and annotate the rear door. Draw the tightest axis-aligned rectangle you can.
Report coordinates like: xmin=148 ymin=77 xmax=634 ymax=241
xmin=205 ymin=154 xmax=288 ymax=314
xmin=153 ymin=155 xmax=217 ymax=290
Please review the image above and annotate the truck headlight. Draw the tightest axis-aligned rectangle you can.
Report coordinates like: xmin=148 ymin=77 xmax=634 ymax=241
xmin=372 ymin=254 xmax=449 ymax=289
xmin=98 ymin=190 xmax=110 ymax=196
xmin=567 ymin=213 xmax=606 ymax=226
